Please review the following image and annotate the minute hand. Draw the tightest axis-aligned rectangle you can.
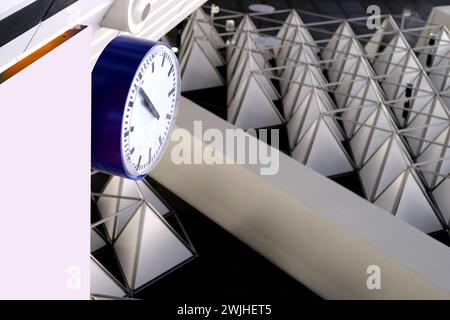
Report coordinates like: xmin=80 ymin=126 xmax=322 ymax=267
xmin=139 ymin=87 xmax=160 ymax=120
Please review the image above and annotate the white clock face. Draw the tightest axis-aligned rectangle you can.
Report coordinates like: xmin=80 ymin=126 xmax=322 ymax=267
xmin=121 ymin=44 xmax=180 ymax=177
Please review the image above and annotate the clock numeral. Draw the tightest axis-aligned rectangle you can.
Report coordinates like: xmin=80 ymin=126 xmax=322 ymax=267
xmin=159 ymin=136 xmax=163 ymax=145
xmin=161 ymin=53 xmax=166 ymax=67
xmin=168 ymin=87 xmax=175 ymax=97
xmin=168 ymin=64 xmax=174 ymax=77
xmin=149 ymin=147 xmax=152 ymax=161
xmin=130 ymin=147 xmax=135 ymax=155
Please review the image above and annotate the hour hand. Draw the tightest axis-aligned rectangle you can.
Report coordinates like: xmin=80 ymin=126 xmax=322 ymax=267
xmin=139 ymin=87 xmax=160 ymax=120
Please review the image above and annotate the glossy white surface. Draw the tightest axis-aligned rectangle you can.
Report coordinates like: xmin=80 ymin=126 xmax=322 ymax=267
xmin=0 ymin=0 xmax=36 ymax=20
xmin=0 ymin=0 xmax=207 ymax=71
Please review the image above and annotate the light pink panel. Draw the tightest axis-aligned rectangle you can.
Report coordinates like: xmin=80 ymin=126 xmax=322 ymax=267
xmin=0 ymin=27 xmax=91 ymax=299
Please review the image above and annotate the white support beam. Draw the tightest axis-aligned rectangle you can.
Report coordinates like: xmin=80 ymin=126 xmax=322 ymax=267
xmin=151 ymin=97 xmax=450 ymax=299
xmin=92 ymin=0 xmax=208 ymax=64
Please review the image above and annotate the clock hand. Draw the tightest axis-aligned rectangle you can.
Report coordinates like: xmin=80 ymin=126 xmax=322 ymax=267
xmin=139 ymin=87 xmax=160 ymax=120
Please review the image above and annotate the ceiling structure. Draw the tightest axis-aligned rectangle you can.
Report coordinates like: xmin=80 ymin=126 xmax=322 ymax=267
xmin=180 ymin=4 xmax=450 ymax=239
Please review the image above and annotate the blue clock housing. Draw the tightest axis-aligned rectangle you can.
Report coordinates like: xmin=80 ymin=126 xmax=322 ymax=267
xmin=92 ymin=36 xmax=166 ymax=180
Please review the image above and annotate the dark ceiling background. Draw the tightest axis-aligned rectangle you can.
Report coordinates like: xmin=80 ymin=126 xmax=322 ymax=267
xmin=207 ymin=0 xmax=449 ymax=20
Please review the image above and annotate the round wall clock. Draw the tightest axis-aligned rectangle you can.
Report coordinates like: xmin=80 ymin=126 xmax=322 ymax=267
xmin=92 ymin=36 xmax=180 ymax=180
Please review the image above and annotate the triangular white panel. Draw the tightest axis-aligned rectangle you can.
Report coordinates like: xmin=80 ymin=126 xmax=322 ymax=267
xmin=180 ymin=9 xmax=224 ymax=63
xmin=359 ymin=135 xmax=391 ymax=200
xmin=422 ymin=28 xmax=450 ymax=96
xmin=276 ymin=10 xmax=296 ymax=46
xmin=113 ymin=205 xmax=142 ymax=289
xmin=230 ymin=16 xmax=258 ymax=44
xmin=97 ymin=176 xmax=141 ymax=240
xmin=395 ymin=171 xmax=443 ymax=233
xmin=230 ymin=74 xmax=283 ymax=129
xmin=276 ymin=10 xmax=316 ymax=57
xmin=282 ymin=65 xmax=326 ymax=119
xmin=342 ymin=98 xmax=370 ymax=139
xmin=134 ymin=205 xmax=193 ymax=289
xmin=275 ymin=27 xmax=297 ymax=69
xmin=114 ymin=203 xmax=193 ymax=291
xmin=287 ymin=88 xmax=341 ymax=149
xmin=432 ymin=178 xmax=450 ymax=225
xmin=322 ymin=21 xmax=355 ymax=65
xmin=228 ymin=15 xmax=258 ymax=60
xmin=417 ymin=27 xmax=450 ymax=68
xmin=291 ymin=118 xmax=316 ymax=163
xmin=282 ymin=66 xmax=308 ymax=119
xmin=373 ymin=170 xmax=443 ymax=233
xmin=328 ymin=38 xmax=364 ymax=84
xmin=91 ymin=258 xmax=125 ymax=298
xmin=136 ymin=180 xmax=170 ymax=216
xmin=359 ymin=135 xmax=410 ymax=200
xmin=375 ymin=137 xmax=410 ymax=199
xmin=120 ymin=178 xmax=143 ymax=198
xmin=228 ymin=51 xmax=277 ymax=105
xmin=181 ymin=14 xmax=194 ymax=51
xmin=428 ymin=50 xmax=450 ymax=93
xmin=391 ymin=74 xmax=435 ymax=126
xmin=365 ymin=17 xmax=397 ymax=59
xmin=382 ymin=52 xmax=422 ymax=101
xmin=98 ymin=175 xmax=119 ymax=196
xmin=416 ymin=127 xmax=450 ymax=189
xmin=361 ymin=108 xmax=392 ymax=164
xmin=374 ymin=171 xmax=405 ymax=213
xmin=279 ymin=46 xmax=321 ymax=96
xmin=197 ymin=37 xmax=225 ymax=68
xmin=373 ymin=35 xmax=409 ymax=77
xmin=441 ymin=83 xmax=450 ymax=109
xmin=180 ymin=20 xmax=224 ymax=67
xmin=430 ymin=28 xmax=450 ymax=67
xmin=276 ymin=26 xmax=318 ymax=70
xmin=181 ymin=39 xmax=224 ymax=92
xmin=115 ymin=202 xmax=141 ymax=237
xmin=350 ymin=106 xmax=392 ymax=167
xmin=341 ymin=80 xmax=383 ymax=137
xmin=405 ymin=98 xmax=449 ymax=156
xmin=334 ymin=59 xmax=375 ymax=109
xmin=287 ymin=89 xmax=315 ymax=148
xmin=95 ymin=177 xmax=175 ymax=242
xmin=91 ymin=229 xmax=107 ymax=253
xmin=228 ymin=32 xmax=271 ymax=81
xmin=192 ymin=8 xmax=225 ymax=49
xmin=292 ymin=117 xmax=353 ymax=177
